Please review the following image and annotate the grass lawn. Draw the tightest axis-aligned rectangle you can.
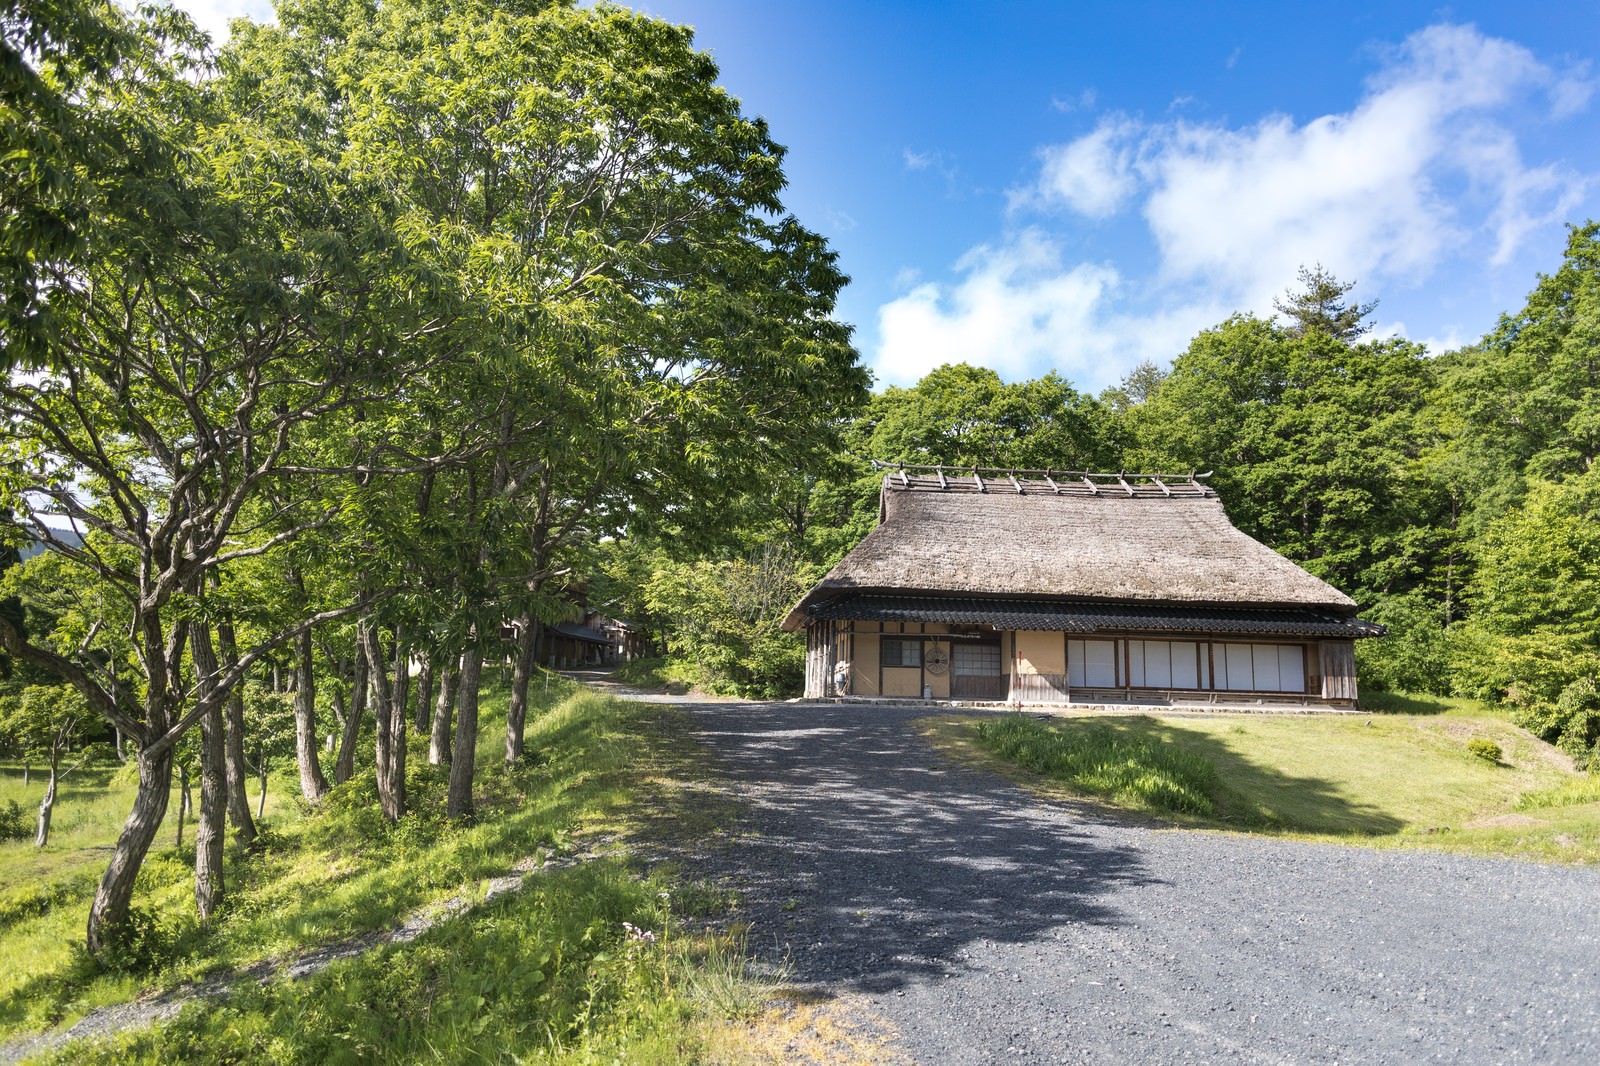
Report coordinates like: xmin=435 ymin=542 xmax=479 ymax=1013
xmin=0 ymin=672 xmax=797 ymax=1064
xmin=922 ymin=692 xmax=1600 ymax=864
xmin=609 ymin=656 xmax=695 ymax=695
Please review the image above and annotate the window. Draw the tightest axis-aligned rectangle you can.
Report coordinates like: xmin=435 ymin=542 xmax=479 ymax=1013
xmin=1127 ymin=641 xmax=1205 ymax=688
xmin=952 ymin=643 xmax=1001 ymax=676
xmin=1068 ymin=639 xmax=1119 ymax=687
xmin=882 ymin=637 xmax=922 ymax=668
xmin=1212 ymin=643 xmax=1306 ymax=693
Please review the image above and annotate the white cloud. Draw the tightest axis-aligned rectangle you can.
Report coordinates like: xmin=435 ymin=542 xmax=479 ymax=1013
xmin=876 ymin=231 xmax=1119 ymax=387
xmin=1136 ymin=22 xmax=1593 ymax=310
xmin=879 ymin=22 xmax=1598 ymax=388
xmin=824 ymin=208 xmax=859 ymax=233
xmin=876 ymin=231 xmax=1230 ymax=391
xmin=1024 ymin=117 xmax=1140 ymax=219
xmin=1050 ymin=88 xmax=1098 ymax=113
xmin=902 ymin=148 xmax=934 ymax=171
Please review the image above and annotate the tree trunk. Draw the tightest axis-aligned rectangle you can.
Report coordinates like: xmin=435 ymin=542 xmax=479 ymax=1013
xmin=257 ymin=754 xmax=268 ymax=819
xmin=361 ymin=623 xmax=404 ymax=821
xmin=334 ymin=647 xmax=366 ymax=784
xmin=215 ymin=619 xmax=257 ymax=845
xmin=86 ymin=744 xmax=173 ymax=958
xmin=293 ymin=628 xmax=331 ymax=802
xmin=195 ymin=708 xmax=226 ymax=919
xmin=390 ymin=625 xmax=411 ymax=748
xmin=34 ymin=748 xmax=59 ymax=848
xmin=430 ymin=656 xmax=457 ymax=766
xmin=505 ymin=618 xmax=539 ymax=764
xmin=448 ymin=635 xmax=483 ymax=819
xmin=190 ymin=620 xmax=227 ymax=920
xmin=175 ymin=763 xmax=190 ymax=850
xmin=414 ymin=652 xmax=434 ymax=735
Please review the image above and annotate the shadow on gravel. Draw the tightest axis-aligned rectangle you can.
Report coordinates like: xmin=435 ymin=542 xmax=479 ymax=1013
xmin=655 ymin=702 xmax=1162 ymax=994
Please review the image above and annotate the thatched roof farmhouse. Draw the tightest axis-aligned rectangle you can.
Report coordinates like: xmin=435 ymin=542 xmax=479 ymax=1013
xmin=785 ymin=467 xmax=1383 ymax=708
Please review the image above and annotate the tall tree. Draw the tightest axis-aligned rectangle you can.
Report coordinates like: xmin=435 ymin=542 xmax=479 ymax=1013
xmin=1438 ymin=221 xmax=1600 ymax=506
xmin=1451 ymin=468 xmax=1600 ymax=766
xmin=1273 ymin=264 xmax=1379 ymax=341
xmin=1126 ymin=315 xmax=1443 ymax=601
xmin=226 ymin=0 xmax=867 ymax=804
xmin=0 ymin=4 xmax=427 ymax=954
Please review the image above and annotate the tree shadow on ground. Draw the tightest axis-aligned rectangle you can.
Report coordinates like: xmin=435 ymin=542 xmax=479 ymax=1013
xmin=636 ymin=703 xmax=1163 ymax=993
xmin=1358 ymin=690 xmax=1453 ymax=715
xmin=642 ymin=702 xmax=1420 ymax=994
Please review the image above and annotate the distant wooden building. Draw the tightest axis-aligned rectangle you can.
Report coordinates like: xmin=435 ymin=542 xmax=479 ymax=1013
xmin=784 ymin=467 xmax=1383 ymax=709
xmin=535 ymin=612 xmax=647 ymax=669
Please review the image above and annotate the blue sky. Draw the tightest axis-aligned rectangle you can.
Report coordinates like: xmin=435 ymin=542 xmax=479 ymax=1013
xmin=177 ymin=1 xmax=1600 ymax=392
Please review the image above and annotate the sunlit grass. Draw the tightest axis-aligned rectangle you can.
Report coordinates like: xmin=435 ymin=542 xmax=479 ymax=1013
xmin=1516 ymin=775 xmax=1600 ymax=811
xmin=926 ymin=701 xmax=1600 ymax=863
xmin=973 ymin=717 xmax=1217 ymax=815
xmin=2 ymin=671 xmax=795 ymax=1064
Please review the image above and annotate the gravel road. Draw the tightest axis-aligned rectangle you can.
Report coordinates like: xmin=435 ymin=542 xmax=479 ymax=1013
xmin=660 ymin=698 xmax=1600 ymax=1065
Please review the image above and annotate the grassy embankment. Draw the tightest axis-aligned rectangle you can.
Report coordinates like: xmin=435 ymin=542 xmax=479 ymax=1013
xmin=609 ymin=656 xmax=696 ymax=695
xmin=0 ymin=674 xmax=795 ymax=1064
xmin=923 ymin=692 xmax=1600 ymax=863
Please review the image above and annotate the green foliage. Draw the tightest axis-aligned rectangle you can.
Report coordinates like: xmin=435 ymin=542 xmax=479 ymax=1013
xmin=0 ymin=869 xmax=97 ymax=930
xmin=1466 ymin=738 xmax=1502 ymax=764
xmin=639 ymin=545 xmax=813 ymax=699
xmin=0 ymin=681 xmax=89 ymax=761
xmin=973 ymin=716 xmax=1218 ymax=815
xmin=1355 ymin=593 xmax=1454 ymax=695
xmin=1452 ymin=470 xmax=1600 ymax=766
xmin=0 ymin=798 xmax=27 ymax=841
xmin=1127 ymin=314 xmax=1445 ymax=601
xmin=1272 ymin=263 xmax=1379 ymax=340
xmin=1440 ymin=222 xmax=1600 ymax=496
xmin=809 ymin=364 xmax=1123 ymax=561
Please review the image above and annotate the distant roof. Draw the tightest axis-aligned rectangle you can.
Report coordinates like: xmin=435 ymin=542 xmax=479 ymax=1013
xmin=783 ymin=468 xmax=1360 ymax=630
xmin=550 ymin=622 xmax=612 ymax=645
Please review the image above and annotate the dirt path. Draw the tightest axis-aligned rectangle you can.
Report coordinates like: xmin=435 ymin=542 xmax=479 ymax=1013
xmin=656 ymin=697 xmax=1600 ymax=1065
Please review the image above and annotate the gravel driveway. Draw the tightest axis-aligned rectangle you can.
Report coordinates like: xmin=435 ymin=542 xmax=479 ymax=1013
xmin=658 ymin=698 xmax=1600 ymax=1065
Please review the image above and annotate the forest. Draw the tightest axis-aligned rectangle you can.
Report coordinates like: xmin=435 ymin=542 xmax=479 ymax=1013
xmin=1 ymin=0 xmax=1597 ymax=990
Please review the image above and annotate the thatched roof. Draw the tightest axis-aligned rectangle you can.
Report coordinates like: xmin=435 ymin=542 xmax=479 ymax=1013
xmin=783 ymin=469 xmax=1361 ymax=631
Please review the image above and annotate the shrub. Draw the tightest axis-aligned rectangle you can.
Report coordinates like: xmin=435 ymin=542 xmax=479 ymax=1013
xmin=1466 ymin=738 xmax=1502 ymax=764
xmin=0 ymin=798 xmax=29 ymax=841
xmin=974 ymin=717 xmax=1217 ymax=815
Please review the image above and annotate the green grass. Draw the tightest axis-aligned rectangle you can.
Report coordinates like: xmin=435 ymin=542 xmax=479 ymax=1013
xmin=927 ymin=699 xmax=1600 ymax=863
xmin=1358 ymin=690 xmax=1491 ymax=716
xmin=974 ymin=717 xmax=1217 ymax=815
xmin=0 ymin=759 xmax=304 ymax=895
xmin=609 ymin=656 xmax=692 ymax=694
xmin=1516 ymin=775 xmax=1600 ymax=811
xmin=0 ymin=671 xmax=782 ymax=1063
xmin=0 ymin=757 xmax=305 ymax=1028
